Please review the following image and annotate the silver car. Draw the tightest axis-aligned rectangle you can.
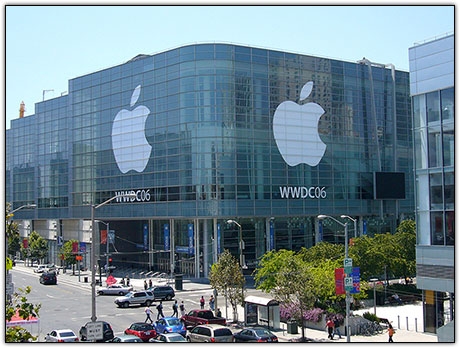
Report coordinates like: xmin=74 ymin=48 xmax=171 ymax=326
xmin=45 ymin=329 xmax=79 ymax=342
xmin=114 ymin=290 xmax=154 ymax=308
xmin=97 ymin=284 xmax=133 ymax=296
xmin=149 ymin=333 xmax=187 ymax=343
xmin=186 ymin=324 xmax=234 ymax=343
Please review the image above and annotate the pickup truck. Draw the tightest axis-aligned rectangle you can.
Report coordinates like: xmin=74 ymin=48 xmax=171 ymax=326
xmin=180 ymin=309 xmax=226 ymax=329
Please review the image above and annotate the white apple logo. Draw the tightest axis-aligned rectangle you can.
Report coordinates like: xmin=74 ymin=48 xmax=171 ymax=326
xmin=273 ymin=81 xmax=326 ymax=166
xmin=111 ymin=85 xmax=152 ymax=173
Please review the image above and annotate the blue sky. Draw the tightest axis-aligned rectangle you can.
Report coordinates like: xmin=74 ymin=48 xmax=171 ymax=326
xmin=5 ymin=4 xmax=454 ymax=129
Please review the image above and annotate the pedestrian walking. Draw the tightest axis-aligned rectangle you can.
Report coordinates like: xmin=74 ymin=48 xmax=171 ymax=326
xmin=144 ymin=305 xmax=153 ymax=323
xmin=172 ymin=300 xmax=178 ymax=317
xmin=179 ymin=301 xmax=186 ymax=317
xmin=216 ymin=308 xmax=222 ymax=318
xmin=144 ymin=280 xmax=148 ymax=290
xmin=156 ymin=301 xmax=165 ymax=319
xmin=387 ymin=324 xmax=395 ymax=342
xmin=209 ymin=295 xmax=215 ymax=311
xmin=333 ymin=316 xmax=342 ymax=339
xmin=149 ymin=278 xmax=152 ymax=288
xmin=200 ymin=296 xmax=205 ymax=309
xmin=126 ymin=276 xmax=130 ymax=287
xmin=120 ymin=277 xmax=126 ymax=286
xmin=326 ymin=317 xmax=334 ymax=340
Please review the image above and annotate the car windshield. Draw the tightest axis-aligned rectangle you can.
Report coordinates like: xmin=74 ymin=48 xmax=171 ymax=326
xmin=124 ymin=292 xmax=134 ymax=297
xmin=166 ymin=318 xmax=181 ymax=326
xmin=138 ymin=323 xmax=154 ymax=330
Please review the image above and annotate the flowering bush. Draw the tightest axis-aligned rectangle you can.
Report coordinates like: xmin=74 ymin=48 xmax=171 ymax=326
xmin=280 ymin=303 xmax=325 ymax=323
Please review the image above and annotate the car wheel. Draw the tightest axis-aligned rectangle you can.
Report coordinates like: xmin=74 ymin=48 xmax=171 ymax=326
xmin=123 ymin=302 xmax=129 ymax=308
xmin=98 ymin=291 xmax=104 ymax=295
xmin=145 ymin=300 xmax=152 ymax=306
xmin=166 ymin=295 xmax=172 ymax=301
xmin=119 ymin=291 xmax=125 ymax=295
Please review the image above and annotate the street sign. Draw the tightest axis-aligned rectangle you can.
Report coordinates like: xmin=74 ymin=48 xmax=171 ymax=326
xmin=345 ymin=276 xmax=354 ymax=291
xmin=344 ymin=258 xmax=353 ymax=274
xmin=343 ymin=258 xmax=353 ymax=268
xmin=85 ymin=321 xmax=104 ymax=341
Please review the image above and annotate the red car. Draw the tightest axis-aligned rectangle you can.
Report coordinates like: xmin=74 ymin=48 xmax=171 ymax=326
xmin=124 ymin=322 xmax=157 ymax=342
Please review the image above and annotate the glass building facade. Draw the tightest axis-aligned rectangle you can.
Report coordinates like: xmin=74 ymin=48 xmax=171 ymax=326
xmin=7 ymin=43 xmax=414 ymax=277
xmin=410 ymin=34 xmax=454 ymax=340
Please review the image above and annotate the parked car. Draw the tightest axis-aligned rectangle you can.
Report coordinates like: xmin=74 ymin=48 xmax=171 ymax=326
xmin=186 ymin=324 xmax=234 ymax=343
xmin=181 ymin=309 xmax=226 ymax=329
xmin=149 ymin=332 xmax=187 ymax=343
xmin=114 ymin=290 xmax=154 ymax=308
xmin=79 ymin=321 xmax=114 ymax=342
xmin=154 ymin=317 xmax=186 ymax=336
xmin=97 ymin=284 xmax=133 ymax=296
xmin=233 ymin=327 xmax=279 ymax=342
xmin=149 ymin=286 xmax=175 ymax=301
xmin=124 ymin=322 xmax=157 ymax=342
xmin=39 ymin=272 xmax=57 ymax=285
xmin=107 ymin=334 xmax=143 ymax=342
xmin=45 ymin=329 xmax=79 ymax=342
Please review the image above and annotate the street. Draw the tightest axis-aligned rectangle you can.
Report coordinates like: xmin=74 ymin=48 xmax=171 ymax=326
xmin=10 ymin=266 xmax=217 ymax=342
xmin=9 ymin=264 xmax=438 ymax=343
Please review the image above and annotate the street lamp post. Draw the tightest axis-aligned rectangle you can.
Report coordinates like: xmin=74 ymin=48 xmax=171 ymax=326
xmin=95 ymin=220 xmax=110 ymax=280
xmin=341 ymin=215 xmax=358 ymax=238
xmin=226 ymin=220 xmax=244 ymax=267
xmin=90 ymin=193 xmax=135 ymax=323
xmin=370 ymin=278 xmax=379 ymax=315
xmin=10 ymin=204 xmax=37 ymax=215
xmin=318 ymin=214 xmax=351 ymax=342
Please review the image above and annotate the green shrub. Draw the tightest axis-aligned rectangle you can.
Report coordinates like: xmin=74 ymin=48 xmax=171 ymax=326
xmin=362 ymin=311 xmax=379 ymax=322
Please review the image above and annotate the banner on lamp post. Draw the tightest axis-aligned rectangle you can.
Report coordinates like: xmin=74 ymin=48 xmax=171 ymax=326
xmin=335 ymin=267 xmax=360 ymax=295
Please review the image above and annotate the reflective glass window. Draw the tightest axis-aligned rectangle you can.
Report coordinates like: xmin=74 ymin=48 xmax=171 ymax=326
xmin=426 ymin=91 xmax=440 ymax=123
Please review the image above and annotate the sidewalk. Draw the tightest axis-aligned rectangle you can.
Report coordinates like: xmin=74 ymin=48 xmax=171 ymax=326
xmin=13 ymin=264 xmax=438 ymax=342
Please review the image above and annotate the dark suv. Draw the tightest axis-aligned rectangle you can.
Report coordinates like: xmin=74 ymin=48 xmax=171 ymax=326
xmin=151 ymin=286 xmax=175 ymax=301
xmin=39 ymin=272 xmax=57 ymax=285
xmin=79 ymin=321 xmax=114 ymax=342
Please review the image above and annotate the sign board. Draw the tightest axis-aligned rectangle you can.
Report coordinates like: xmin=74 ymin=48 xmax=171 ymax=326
xmin=343 ymin=258 xmax=353 ymax=268
xmin=335 ymin=267 xmax=360 ymax=295
xmin=345 ymin=276 xmax=354 ymax=291
xmin=343 ymin=258 xmax=353 ymax=274
xmin=85 ymin=321 xmax=104 ymax=341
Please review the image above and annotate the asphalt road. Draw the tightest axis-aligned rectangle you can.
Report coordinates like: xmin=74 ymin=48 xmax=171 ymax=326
xmin=10 ymin=266 xmax=211 ymax=342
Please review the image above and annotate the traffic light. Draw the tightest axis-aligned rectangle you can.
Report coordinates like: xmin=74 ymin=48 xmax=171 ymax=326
xmin=108 ymin=258 xmax=113 ymax=273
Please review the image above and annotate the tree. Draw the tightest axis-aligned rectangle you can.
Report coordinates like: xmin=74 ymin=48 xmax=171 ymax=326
xmin=349 ymin=219 xmax=416 ymax=281
xmin=6 ymin=286 xmax=41 ymax=342
xmin=27 ymin=231 xmax=49 ymax=264
xmin=59 ymin=239 xmax=79 ymax=274
xmin=272 ymin=255 xmax=317 ymax=341
xmin=253 ymin=249 xmax=296 ymax=291
xmin=209 ymin=249 xmax=245 ymax=323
